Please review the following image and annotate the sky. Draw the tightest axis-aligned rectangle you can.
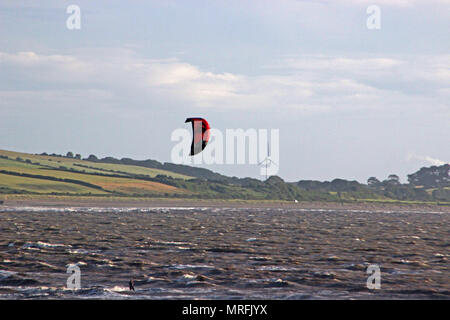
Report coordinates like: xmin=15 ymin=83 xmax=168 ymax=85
xmin=0 ymin=0 xmax=449 ymax=183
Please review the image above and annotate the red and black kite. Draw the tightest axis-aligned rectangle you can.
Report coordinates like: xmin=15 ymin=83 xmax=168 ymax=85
xmin=185 ymin=117 xmax=210 ymax=156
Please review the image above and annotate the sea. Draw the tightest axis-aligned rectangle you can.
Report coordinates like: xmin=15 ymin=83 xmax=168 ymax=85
xmin=0 ymin=206 xmax=448 ymax=299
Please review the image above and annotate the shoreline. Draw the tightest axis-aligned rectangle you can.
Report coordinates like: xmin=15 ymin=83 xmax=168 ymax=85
xmin=1 ymin=196 xmax=449 ymax=212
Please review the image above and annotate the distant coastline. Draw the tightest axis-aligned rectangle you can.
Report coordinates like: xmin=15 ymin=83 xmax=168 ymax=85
xmin=1 ymin=148 xmax=449 ymax=206
xmin=1 ymin=195 xmax=449 ymax=213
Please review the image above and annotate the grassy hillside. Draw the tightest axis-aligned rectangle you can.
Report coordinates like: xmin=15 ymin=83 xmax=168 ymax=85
xmin=0 ymin=150 xmax=190 ymax=197
xmin=0 ymin=150 xmax=192 ymax=179
xmin=0 ymin=149 xmax=448 ymax=204
xmin=0 ymin=172 xmax=110 ymax=195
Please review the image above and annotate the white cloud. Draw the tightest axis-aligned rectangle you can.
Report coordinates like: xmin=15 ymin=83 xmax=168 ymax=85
xmin=407 ymin=153 xmax=448 ymax=166
xmin=0 ymin=50 xmax=448 ymax=116
xmin=331 ymin=0 xmax=450 ymax=7
xmin=270 ymin=55 xmax=403 ymax=71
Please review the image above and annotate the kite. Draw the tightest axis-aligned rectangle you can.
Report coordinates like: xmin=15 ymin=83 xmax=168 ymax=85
xmin=185 ymin=117 xmax=210 ymax=156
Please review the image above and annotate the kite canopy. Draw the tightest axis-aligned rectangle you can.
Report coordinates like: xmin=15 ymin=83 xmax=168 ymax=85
xmin=185 ymin=117 xmax=210 ymax=156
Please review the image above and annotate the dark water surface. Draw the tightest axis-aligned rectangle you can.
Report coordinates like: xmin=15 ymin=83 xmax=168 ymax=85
xmin=0 ymin=206 xmax=448 ymax=299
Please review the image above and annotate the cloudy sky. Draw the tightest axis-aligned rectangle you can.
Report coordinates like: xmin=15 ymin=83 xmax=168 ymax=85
xmin=0 ymin=0 xmax=449 ymax=182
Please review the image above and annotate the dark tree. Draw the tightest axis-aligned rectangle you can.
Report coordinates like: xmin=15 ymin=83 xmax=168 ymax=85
xmin=387 ymin=174 xmax=400 ymax=184
xmin=367 ymin=177 xmax=380 ymax=186
xmin=66 ymin=152 xmax=74 ymax=158
xmin=87 ymin=154 xmax=98 ymax=162
xmin=407 ymin=164 xmax=450 ymax=188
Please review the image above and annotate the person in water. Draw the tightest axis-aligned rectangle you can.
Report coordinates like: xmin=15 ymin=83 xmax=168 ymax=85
xmin=129 ymin=279 xmax=135 ymax=292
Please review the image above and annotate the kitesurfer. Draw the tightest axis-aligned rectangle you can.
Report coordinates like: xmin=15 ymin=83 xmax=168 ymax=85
xmin=129 ymin=279 xmax=135 ymax=292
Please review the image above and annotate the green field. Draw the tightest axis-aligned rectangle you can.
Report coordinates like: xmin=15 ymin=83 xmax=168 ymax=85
xmin=0 ymin=172 xmax=109 ymax=195
xmin=0 ymin=150 xmax=192 ymax=180
xmin=0 ymin=150 xmax=190 ymax=196
xmin=72 ymin=161 xmax=192 ymax=179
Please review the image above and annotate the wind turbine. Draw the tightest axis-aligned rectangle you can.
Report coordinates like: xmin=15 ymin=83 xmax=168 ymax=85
xmin=258 ymin=142 xmax=277 ymax=181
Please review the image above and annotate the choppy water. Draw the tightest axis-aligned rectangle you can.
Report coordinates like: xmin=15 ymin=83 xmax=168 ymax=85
xmin=0 ymin=206 xmax=448 ymax=299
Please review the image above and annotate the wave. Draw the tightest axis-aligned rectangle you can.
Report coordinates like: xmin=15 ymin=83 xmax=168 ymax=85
xmin=22 ymin=241 xmax=71 ymax=250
